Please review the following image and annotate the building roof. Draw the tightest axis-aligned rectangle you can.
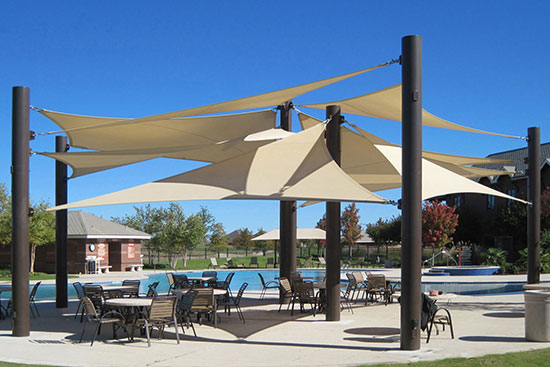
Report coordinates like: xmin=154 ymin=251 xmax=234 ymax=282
xmin=68 ymin=211 xmax=151 ymax=240
xmin=474 ymin=142 xmax=550 ymax=178
xmin=356 ymin=230 xmax=374 ymax=244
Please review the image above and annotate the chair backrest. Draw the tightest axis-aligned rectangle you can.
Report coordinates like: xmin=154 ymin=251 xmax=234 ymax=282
xmin=73 ymin=281 xmax=85 ymax=299
xmin=250 ymin=257 xmax=258 ymax=265
xmin=224 ymin=272 xmax=235 ymax=288
xmin=103 ymin=289 xmax=124 ymax=299
xmin=367 ymin=274 xmax=386 ymax=290
xmin=345 ymin=273 xmax=357 ymax=286
xmin=294 ymin=281 xmax=314 ymax=299
xmin=210 ymin=258 xmax=218 ymax=266
xmin=258 ymin=273 xmax=267 ymax=287
xmin=233 ymin=282 xmax=248 ymax=306
xmin=318 ymin=257 xmax=326 ymax=265
xmin=178 ymin=289 xmax=198 ymax=312
xmin=279 ymin=278 xmax=292 ymax=295
xmin=29 ymin=282 xmax=41 ymax=301
xmin=191 ymin=288 xmax=214 ymax=309
xmin=353 ymin=272 xmax=365 ymax=284
xmin=122 ymin=279 xmax=140 ymax=297
xmin=81 ymin=296 xmax=100 ymax=319
xmin=266 ymin=258 xmax=274 ymax=265
xmin=173 ymin=274 xmax=190 ymax=290
xmin=147 ymin=282 xmax=159 ymax=298
xmin=421 ymin=293 xmax=438 ymax=330
xmin=202 ymin=271 xmax=217 ymax=279
xmin=166 ymin=272 xmax=175 ymax=287
xmin=83 ymin=285 xmax=103 ymax=311
xmin=149 ymin=296 xmax=177 ymax=320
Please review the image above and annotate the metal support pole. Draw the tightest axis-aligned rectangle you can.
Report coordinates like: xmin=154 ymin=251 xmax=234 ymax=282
xmin=400 ymin=35 xmax=423 ymax=350
xmin=55 ymin=136 xmax=68 ymax=308
xmin=527 ymin=126 xmax=541 ymax=284
xmin=11 ymin=86 xmax=31 ymax=336
xmin=325 ymin=105 xmax=342 ymax=321
xmin=279 ymin=101 xmax=296 ymax=303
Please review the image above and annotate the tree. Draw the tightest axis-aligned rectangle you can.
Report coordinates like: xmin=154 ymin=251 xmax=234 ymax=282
xmin=316 ymin=214 xmax=327 ymax=256
xmin=208 ymin=222 xmax=229 ymax=251
xmin=0 ymin=183 xmax=11 ymax=245
xmin=366 ymin=216 xmax=401 ymax=245
xmin=29 ymin=201 xmax=55 ymax=272
xmin=341 ymin=203 xmax=362 ymax=259
xmin=233 ymin=228 xmax=253 ymax=250
xmin=422 ymin=200 xmax=458 ymax=249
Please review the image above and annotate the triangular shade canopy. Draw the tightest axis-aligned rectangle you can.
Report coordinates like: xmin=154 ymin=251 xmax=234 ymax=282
xmin=39 ymin=110 xmax=279 ymax=178
xmin=301 ymin=84 xmax=521 ymax=139
xmin=375 ymin=144 xmax=527 ymax=203
xmin=48 ymin=124 xmax=385 ymax=211
xmin=252 ymin=228 xmax=326 ymax=241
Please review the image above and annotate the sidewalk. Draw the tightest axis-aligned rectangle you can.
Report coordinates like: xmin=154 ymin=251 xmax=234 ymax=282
xmin=0 ymin=290 xmax=548 ymax=367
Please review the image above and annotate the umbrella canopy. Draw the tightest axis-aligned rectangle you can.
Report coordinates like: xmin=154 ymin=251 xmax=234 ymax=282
xmin=252 ymin=228 xmax=326 ymax=241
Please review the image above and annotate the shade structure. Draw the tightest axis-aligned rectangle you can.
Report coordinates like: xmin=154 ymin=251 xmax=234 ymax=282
xmin=252 ymin=228 xmax=326 ymax=241
xmin=298 ymin=113 xmax=513 ymax=192
xmin=39 ymin=110 xmax=279 ymax=178
xmin=300 ymin=84 xmax=521 ymax=139
xmin=375 ymin=144 xmax=527 ymax=204
xmin=48 ymin=124 xmax=386 ymax=211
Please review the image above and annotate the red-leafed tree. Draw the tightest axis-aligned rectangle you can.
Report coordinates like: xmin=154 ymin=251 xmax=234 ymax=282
xmin=341 ymin=203 xmax=362 ymax=259
xmin=422 ymin=200 xmax=459 ymax=249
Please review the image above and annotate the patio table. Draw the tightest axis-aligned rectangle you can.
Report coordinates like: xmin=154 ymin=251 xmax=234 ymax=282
xmin=186 ymin=276 xmax=216 ymax=287
xmin=172 ymin=288 xmax=226 ymax=327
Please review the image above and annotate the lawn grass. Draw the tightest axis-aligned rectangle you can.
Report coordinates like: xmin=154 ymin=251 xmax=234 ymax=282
xmin=363 ymin=348 xmax=550 ymax=367
xmin=0 ymin=272 xmax=77 ymax=281
xmin=1 ymin=348 xmax=549 ymax=367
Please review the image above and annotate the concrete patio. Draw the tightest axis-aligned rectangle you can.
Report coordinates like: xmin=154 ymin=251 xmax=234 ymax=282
xmin=1 ymin=273 xmax=550 ymax=367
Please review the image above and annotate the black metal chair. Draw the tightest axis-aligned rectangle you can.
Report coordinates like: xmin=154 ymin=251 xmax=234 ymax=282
xmin=121 ymin=280 xmax=140 ymax=297
xmin=258 ymin=273 xmax=279 ymax=300
xmin=290 ymin=281 xmax=317 ymax=316
xmin=73 ymin=282 xmax=86 ymax=320
xmin=79 ymin=296 xmax=128 ymax=346
xmin=202 ymin=271 xmax=218 ymax=287
xmin=176 ymin=289 xmax=198 ymax=337
xmin=225 ymin=282 xmax=248 ymax=323
xmin=423 ymin=293 xmax=455 ymax=343
xmin=83 ymin=284 xmax=104 ymax=315
xmin=146 ymin=282 xmax=159 ymax=298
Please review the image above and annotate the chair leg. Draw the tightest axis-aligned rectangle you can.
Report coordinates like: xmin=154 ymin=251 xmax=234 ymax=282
xmin=74 ymin=302 xmax=81 ymax=319
xmin=91 ymin=322 xmax=101 ymax=346
xmin=174 ymin=316 xmax=180 ymax=344
xmin=32 ymin=301 xmax=40 ymax=317
xmin=145 ymin=320 xmax=151 ymax=347
xmin=79 ymin=320 xmax=88 ymax=343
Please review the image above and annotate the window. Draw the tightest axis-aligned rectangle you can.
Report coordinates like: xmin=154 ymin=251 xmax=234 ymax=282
xmin=487 ymin=195 xmax=495 ymax=209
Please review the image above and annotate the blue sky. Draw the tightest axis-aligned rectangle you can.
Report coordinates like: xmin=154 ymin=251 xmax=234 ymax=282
xmin=1 ymin=1 xmax=548 ymax=233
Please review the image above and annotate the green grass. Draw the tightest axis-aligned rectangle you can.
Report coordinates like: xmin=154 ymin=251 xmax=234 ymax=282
xmin=363 ymin=348 xmax=550 ymax=367
xmin=0 ymin=271 xmax=77 ymax=281
xmin=1 ymin=348 xmax=549 ymax=367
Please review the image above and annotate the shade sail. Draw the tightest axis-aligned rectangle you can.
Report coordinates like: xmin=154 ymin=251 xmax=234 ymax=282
xmin=252 ymin=228 xmax=326 ymax=241
xmin=48 ymin=124 xmax=386 ymax=211
xmin=41 ymin=63 xmax=387 ymax=135
xmin=301 ymin=84 xmax=521 ymax=139
xmin=40 ymin=109 xmax=276 ymax=151
xmin=375 ymin=144 xmax=527 ymax=203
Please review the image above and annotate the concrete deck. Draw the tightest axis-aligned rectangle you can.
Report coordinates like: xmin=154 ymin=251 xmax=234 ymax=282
xmin=1 ymin=271 xmax=549 ymax=366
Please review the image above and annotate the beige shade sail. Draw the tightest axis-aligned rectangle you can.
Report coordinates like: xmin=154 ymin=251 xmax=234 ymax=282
xmin=41 ymin=63 xmax=387 ymax=135
xmin=300 ymin=84 xmax=522 ymax=139
xmin=374 ymin=144 xmax=527 ymax=203
xmin=48 ymin=124 xmax=386 ymax=211
xmin=39 ymin=109 xmax=276 ymax=151
xmin=252 ymin=228 xmax=326 ymax=241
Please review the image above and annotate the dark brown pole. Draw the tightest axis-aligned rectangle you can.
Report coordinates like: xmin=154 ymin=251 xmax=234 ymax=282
xmin=527 ymin=126 xmax=541 ymax=284
xmin=55 ymin=136 xmax=68 ymax=308
xmin=325 ymin=105 xmax=342 ymax=321
xmin=400 ymin=35 xmax=422 ymax=350
xmin=11 ymin=86 xmax=31 ymax=336
xmin=279 ymin=101 xmax=297 ymax=303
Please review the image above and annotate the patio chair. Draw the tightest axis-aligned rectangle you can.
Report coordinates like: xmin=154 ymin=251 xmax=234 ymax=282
xmin=340 ymin=282 xmax=354 ymax=314
xmin=422 ymin=293 xmax=454 ymax=343
xmin=166 ymin=272 xmax=176 ymax=294
xmin=266 ymin=257 xmax=275 ymax=268
xmin=209 ymin=257 xmax=219 ymax=268
xmin=190 ymin=288 xmax=216 ymax=325
xmin=278 ymin=277 xmax=293 ymax=312
xmin=214 ymin=272 xmax=235 ymax=304
xmin=79 ymin=296 xmax=128 ymax=346
xmin=202 ymin=270 xmax=218 ymax=287
xmin=73 ymin=281 xmax=86 ymax=321
xmin=176 ymin=289 xmax=198 ymax=337
xmin=249 ymin=256 xmax=259 ymax=268
xmin=291 ymin=281 xmax=317 ymax=316
xmin=7 ymin=282 xmax=42 ymax=319
xmin=83 ymin=284 xmax=104 ymax=315
xmin=133 ymin=296 xmax=179 ymax=347
xmin=258 ymin=273 xmax=279 ymax=300
xmin=317 ymin=257 xmax=326 ymax=268
xmin=352 ymin=272 xmax=368 ymax=301
xmin=173 ymin=274 xmax=191 ymax=290
xmin=303 ymin=257 xmax=313 ymax=268
xmin=146 ymin=282 xmax=159 ymax=298
xmin=366 ymin=274 xmax=390 ymax=305
xmin=225 ymin=282 xmax=248 ymax=323
xmin=121 ymin=280 xmax=140 ymax=298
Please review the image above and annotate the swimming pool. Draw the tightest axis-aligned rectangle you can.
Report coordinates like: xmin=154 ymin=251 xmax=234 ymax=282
xmin=6 ymin=269 xmax=533 ymax=300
